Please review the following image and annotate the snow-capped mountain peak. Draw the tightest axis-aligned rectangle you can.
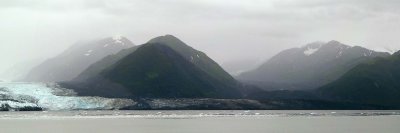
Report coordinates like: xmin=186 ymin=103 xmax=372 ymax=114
xmin=102 ymin=35 xmax=131 ymax=47
xmin=112 ymin=35 xmax=124 ymax=45
xmin=112 ymin=35 xmax=122 ymax=40
xmin=23 ymin=36 xmax=135 ymax=82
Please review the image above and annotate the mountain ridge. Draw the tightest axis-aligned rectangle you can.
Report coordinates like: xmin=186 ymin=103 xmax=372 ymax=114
xmin=318 ymin=50 xmax=400 ymax=107
xmin=64 ymin=35 xmax=241 ymax=99
xmin=237 ymin=40 xmax=390 ymax=90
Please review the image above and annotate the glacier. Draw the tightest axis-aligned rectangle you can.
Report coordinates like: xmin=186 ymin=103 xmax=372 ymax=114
xmin=0 ymin=82 xmax=136 ymax=111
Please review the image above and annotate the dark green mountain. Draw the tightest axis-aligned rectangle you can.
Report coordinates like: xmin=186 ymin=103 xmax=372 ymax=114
xmin=66 ymin=35 xmax=241 ymax=98
xmin=318 ymin=51 xmax=400 ymax=107
xmin=147 ymin=35 xmax=236 ymax=85
xmin=74 ymin=46 xmax=139 ymax=81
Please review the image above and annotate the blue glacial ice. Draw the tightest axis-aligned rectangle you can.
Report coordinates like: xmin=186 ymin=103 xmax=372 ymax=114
xmin=0 ymin=82 xmax=135 ymax=110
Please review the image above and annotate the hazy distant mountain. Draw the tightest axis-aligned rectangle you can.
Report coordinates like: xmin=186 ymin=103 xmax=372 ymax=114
xmin=318 ymin=51 xmax=400 ymax=107
xmin=23 ymin=36 xmax=135 ymax=82
xmin=376 ymin=47 xmax=400 ymax=54
xmin=0 ymin=58 xmax=45 ymax=81
xmin=221 ymin=59 xmax=261 ymax=76
xmin=238 ymin=40 xmax=390 ymax=90
xmin=65 ymin=35 xmax=241 ymax=98
xmin=74 ymin=45 xmax=139 ymax=82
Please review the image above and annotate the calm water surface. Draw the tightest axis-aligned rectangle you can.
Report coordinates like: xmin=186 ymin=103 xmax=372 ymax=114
xmin=0 ymin=110 xmax=399 ymax=133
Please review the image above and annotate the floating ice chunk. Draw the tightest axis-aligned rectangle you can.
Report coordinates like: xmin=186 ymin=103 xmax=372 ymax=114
xmin=0 ymin=100 xmax=38 ymax=108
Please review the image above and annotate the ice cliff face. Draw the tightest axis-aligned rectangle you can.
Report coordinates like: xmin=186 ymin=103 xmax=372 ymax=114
xmin=0 ymin=82 xmax=136 ymax=111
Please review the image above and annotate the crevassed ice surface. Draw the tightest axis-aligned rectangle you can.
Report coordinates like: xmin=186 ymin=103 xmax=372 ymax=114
xmin=0 ymin=82 xmax=135 ymax=110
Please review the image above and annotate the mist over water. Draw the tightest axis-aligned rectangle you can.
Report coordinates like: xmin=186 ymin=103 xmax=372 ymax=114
xmin=0 ymin=110 xmax=400 ymax=133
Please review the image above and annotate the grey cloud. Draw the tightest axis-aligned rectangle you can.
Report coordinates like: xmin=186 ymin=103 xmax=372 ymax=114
xmin=0 ymin=0 xmax=399 ymax=74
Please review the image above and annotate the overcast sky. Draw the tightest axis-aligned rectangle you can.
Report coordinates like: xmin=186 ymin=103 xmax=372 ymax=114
xmin=1 ymin=0 xmax=400 ymax=72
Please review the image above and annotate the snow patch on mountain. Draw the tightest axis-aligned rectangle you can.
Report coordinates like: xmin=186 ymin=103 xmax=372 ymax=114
xmin=337 ymin=49 xmax=343 ymax=58
xmin=113 ymin=35 xmax=124 ymax=45
xmin=303 ymin=42 xmax=323 ymax=56
xmin=362 ymin=50 xmax=374 ymax=57
xmin=336 ymin=46 xmax=350 ymax=58
xmin=304 ymin=47 xmax=320 ymax=56
xmin=84 ymin=50 xmax=93 ymax=56
xmin=190 ymin=56 xmax=194 ymax=62
xmin=113 ymin=35 xmax=122 ymax=41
